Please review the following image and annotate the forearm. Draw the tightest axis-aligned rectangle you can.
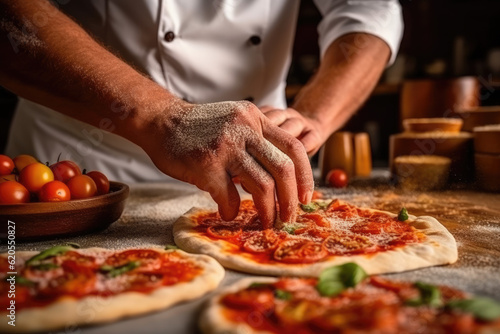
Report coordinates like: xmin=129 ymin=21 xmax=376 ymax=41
xmin=292 ymin=33 xmax=390 ymax=135
xmin=0 ymin=0 xmax=178 ymax=148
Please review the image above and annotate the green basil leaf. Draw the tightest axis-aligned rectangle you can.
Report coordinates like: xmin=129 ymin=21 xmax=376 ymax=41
xmin=249 ymin=282 xmax=271 ymax=289
xmin=447 ymin=297 xmax=500 ymax=321
xmin=300 ymin=202 xmax=319 ymax=213
xmin=16 ymin=276 xmax=34 ymax=286
xmin=316 ymin=201 xmax=330 ymax=210
xmin=282 ymin=225 xmax=296 ymax=235
xmin=165 ymin=244 xmax=179 ymax=250
xmin=25 ymin=245 xmax=78 ymax=266
xmin=316 ymin=263 xmax=368 ymax=297
xmin=398 ymin=207 xmax=409 ymax=221
xmin=274 ymin=289 xmax=292 ymax=300
xmin=30 ymin=263 xmax=60 ymax=271
xmin=406 ymin=282 xmax=442 ymax=307
xmin=100 ymin=261 xmax=140 ymax=278
xmin=316 ymin=280 xmax=345 ymax=297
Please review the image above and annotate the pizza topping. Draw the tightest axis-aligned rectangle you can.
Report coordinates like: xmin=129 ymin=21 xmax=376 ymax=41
xmin=25 ymin=244 xmax=79 ymax=266
xmin=242 ymin=229 xmax=280 ymax=253
xmin=207 ymin=225 xmax=242 ymax=239
xmin=316 ymin=262 xmax=368 ymax=297
xmin=165 ymin=244 xmax=179 ymax=251
xmin=398 ymin=207 xmax=409 ymax=221
xmin=100 ymin=261 xmax=140 ymax=277
xmin=273 ymin=239 xmax=327 ymax=264
xmin=195 ymin=199 xmax=426 ymax=265
xmin=0 ymin=247 xmax=204 ymax=311
xmin=406 ymin=282 xmax=443 ymax=307
xmin=447 ymin=297 xmax=500 ymax=321
xmin=219 ymin=265 xmax=500 ymax=334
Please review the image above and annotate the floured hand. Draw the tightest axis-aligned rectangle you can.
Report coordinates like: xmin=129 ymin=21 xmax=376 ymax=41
xmin=142 ymin=100 xmax=314 ymax=228
xmin=261 ymin=106 xmax=326 ymax=156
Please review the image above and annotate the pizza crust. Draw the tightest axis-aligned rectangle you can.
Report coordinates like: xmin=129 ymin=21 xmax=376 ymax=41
xmin=0 ymin=247 xmax=225 ymax=333
xmin=199 ymin=277 xmax=277 ymax=334
xmin=174 ymin=205 xmax=458 ymax=277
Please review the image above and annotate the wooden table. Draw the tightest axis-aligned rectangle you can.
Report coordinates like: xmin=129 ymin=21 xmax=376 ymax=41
xmin=3 ymin=176 xmax=500 ymax=333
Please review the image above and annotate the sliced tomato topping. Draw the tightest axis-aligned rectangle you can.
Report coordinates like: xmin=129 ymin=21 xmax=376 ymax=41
xmin=57 ymin=251 xmax=97 ymax=268
xmin=273 ymin=239 xmax=327 ymax=264
xmin=300 ymin=213 xmax=330 ymax=228
xmin=323 ymin=233 xmax=376 ymax=255
xmin=274 ymin=278 xmax=317 ymax=291
xmin=222 ymin=286 xmax=275 ymax=312
xmin=207 ymin=225 xmax=242 ymax=239
xmin=242 ymin=229 xmax=281 ymax=253
xmin=104 ymin=249 xmax=162 ymax=272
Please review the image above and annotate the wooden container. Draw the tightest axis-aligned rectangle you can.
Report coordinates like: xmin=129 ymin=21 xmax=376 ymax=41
xmin=402 ymin=118 xmax=463 ymax=133
xmin=389 ymin=132 xmax=474 ymax=182
xmin=319 ymin=132 xmax=354 ymax=181
xmin=475 ymin=153 xmax=500 ymax=192
xmin=0 ymin=182 xmax=129 ymax=241
xmin=394 ymin=155 xmax=451 ymax=191
xmin=456 ymin=106 xmax=500 ymax=131
xmin=400 ymin=77 xmax=479 ymax=124
xmin=474 ymin=124 xmax=500 ymax=154
xmin=353 ymin=133 xmax=372 ymax=177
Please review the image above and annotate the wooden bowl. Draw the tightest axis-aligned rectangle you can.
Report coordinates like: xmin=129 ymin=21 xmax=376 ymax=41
xmin=0 ymin=182 xmax=129 ymax=241
xmin=402 ymin=118 xmax=463 ymax=133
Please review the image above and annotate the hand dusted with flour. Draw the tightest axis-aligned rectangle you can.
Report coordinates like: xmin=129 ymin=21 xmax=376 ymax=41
xmin=143 ymin=100 xmax=314 ymax=228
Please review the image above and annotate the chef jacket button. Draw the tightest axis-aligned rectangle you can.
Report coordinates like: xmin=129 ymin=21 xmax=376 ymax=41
xmin=164 ymin=31 xmax=175 ymax=42
xmin=244 ymin=96 xmax=254 ymax=102
xmin=249 ymin=35 xmax=261 ymax=45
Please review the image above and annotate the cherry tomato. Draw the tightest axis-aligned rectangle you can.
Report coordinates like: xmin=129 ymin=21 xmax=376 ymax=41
xmin=0 ymin=155 xmax=15 ymax=175
xmin=38 ymin=180 xmax=71 ymax=202
xmin=19 ymin=162 xmax=54 ymax=193
xmin=13 ymin=155 xmax=38 ymax=172
xmin=66 ymin=175 xmax=97 ymax=199
xmin=0 ymin=174 xmax=17 ymax=184
xmin=50 ymin=160 xmax=82 ymax=183
xmin=0 ymin=181 xmax=30 ymax=204
xmin=86 ymin=171 xmax=110 ymax=195
xmin=326 ymin=169 xmax=348 ymax=188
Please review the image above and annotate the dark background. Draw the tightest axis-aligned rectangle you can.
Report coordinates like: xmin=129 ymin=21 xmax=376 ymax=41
xmin=1 ymin=0 xmax=500 ymax=166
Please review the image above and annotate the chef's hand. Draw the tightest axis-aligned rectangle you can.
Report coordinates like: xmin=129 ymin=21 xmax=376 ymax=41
xmin=261 ymin=106 xmax=326 ymax=156
xmin=142 ymin=100 xmax=314 ymax=228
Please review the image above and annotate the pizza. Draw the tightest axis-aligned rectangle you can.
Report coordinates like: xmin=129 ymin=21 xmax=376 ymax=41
xmin=174 ymin=199 xmax=457 ymax=276
xmin=200 ymin=263 xmax=500 ymax=334
xmin=0 ymin=245 xmax=224 ymax=333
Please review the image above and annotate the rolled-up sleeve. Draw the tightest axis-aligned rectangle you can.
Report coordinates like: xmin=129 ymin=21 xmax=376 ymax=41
xmin=313 ymin=0 xmax=403 ymax=66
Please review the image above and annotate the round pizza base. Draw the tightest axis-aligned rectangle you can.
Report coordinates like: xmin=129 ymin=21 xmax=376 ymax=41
xmin=199 ymin=277 xmax=277 ymax=334
xmin=0 ymin=247 xmax=225 ymax=333
xmin=174 ymin=206 xmax=458 ymax=277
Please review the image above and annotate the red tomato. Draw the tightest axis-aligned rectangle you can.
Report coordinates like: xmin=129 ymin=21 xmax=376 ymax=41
xmin=13 ymin=155 xmax=38 ymax=172
xmin=273 ymin=239 xmax=327 ymax=264
xmin=207 ymin=225 xmax=242 ymax=239
xmin=66 ymin=175 xmax=97 ymax=199
xmin=0 ymin=174 xmax=17 ymax=184
xmin=242 ymin=230 xmax=281 ymax=253
xmin=0 ymin=181 xmax=30 ymax=204
xmin=50 ymin=160 xmax=82 ymax=183
xmin=38 ymin=180 xmax=71 ymax=202
xmin=86 ymin=171 xmax=110 ymax=195
xmin=0 ymin=155 xmax=15 ymax=175
xmin=222 ymin=287 xmax=275 ymax=311
xmin=326 ymin=169 xmax=348 ymax=188
xmin=19 ymin=162 xmax=54 ymax=193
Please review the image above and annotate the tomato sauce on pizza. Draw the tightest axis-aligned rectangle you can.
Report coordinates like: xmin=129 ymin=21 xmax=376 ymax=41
xmin=193 ymin=199 xmax=425 ymax=265
xmin=218 ymin=276 xmax=500 ymax=334
xmin=0 ymin=248 xmax=202 ymax=311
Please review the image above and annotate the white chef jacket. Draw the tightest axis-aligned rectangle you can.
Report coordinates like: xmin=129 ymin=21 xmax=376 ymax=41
xmin=6 ymin=0 xmax=403 ymax=182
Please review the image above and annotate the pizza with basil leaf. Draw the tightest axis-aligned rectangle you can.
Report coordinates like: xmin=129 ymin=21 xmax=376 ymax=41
xmin=0 ymin=244 xmax=224 ymax=333
xmin=200 ymin=263 xmax=500 ymax=334
xmin=174 ymin=199 xmax=457 ymax=276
